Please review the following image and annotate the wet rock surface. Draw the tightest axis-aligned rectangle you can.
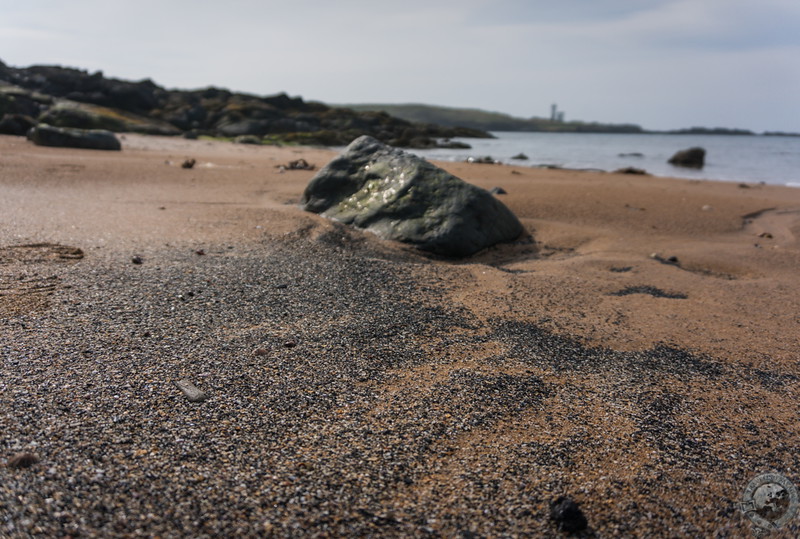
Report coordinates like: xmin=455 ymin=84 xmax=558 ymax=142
xmin=302 ymin=136 xmax=524 ymax=257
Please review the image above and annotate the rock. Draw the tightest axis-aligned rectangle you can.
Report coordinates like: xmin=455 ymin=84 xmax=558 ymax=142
xmin=668 ymin=147 xmax=705 ymax=168
xmin=7 ymin=452 xmax=39 ymax=469
xmin=437 ymin=139 xmax=471 ymax=149
xmin=27 ymin=124 xmax=121 ymax=150
xmin=181 ymin=158 xmax=196 ymax=169
xmin=489 ymin=187 xmax=507 ymax=195
xmin=0 ymin=113 xmax=37 ymax=136
xmin=618 ymin=152 xmax=644 ymax=157
xmin=233 ymin=135 xmax=263 ymax=145
xmin=614 ymin=166 xmax=648 ymax=175
xmin=550 ymin=496 xmax=588 ymax=533
xmin=511 ymin=153 xmax=529 ymax=160
xmin=175 ymin=379 xmax=208 ymax=402
xmin=39 ymin=101 xmax=181 ymax=135
xmin=279 ymin=158 xmax=315 ymax=171
xmin=466 ymin=156 xmax=497 ymax=164
xmin=302 ymin=136 xmax=524 ymax=257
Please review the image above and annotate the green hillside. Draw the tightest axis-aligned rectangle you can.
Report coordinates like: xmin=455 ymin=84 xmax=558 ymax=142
xmin=339 ymin=103 xmax=645 ymax=134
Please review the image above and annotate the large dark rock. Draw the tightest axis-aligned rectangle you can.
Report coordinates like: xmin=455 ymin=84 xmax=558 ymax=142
xmin=27 ymin=124 xmax=121 ymax=150
xmin=39 ymin=101 xmax=180 ymax=135
xmin=302 ymin=136 xmax=524 ymax=257
xmin=668 ymin=147 xmax=705 ymax=168
xmin=0 ymin=113 xmax=37 ymax=135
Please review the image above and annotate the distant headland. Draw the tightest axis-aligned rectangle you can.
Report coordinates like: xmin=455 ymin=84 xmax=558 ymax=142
xmin=339 ymin=103 xmax=800 ymax=137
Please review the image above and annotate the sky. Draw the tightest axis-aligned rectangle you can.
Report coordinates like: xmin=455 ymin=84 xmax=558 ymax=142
xmin=1 ymin=0 xmax=798 ymax=132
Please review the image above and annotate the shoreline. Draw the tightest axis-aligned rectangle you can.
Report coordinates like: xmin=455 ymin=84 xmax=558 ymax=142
xmin=2 ymin=133 xmax=799 ymax=536
xmin=409 ymin=130 xmax=800 ymax=188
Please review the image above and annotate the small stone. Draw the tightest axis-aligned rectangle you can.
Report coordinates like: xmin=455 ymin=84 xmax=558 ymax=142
xmin=489 ymin=187 xmax=507 ymax=195
xmin=614 ymin=166 xmax=647 ymax=175
xmin=702 ymin=204 xmax=713 ymax=211
xmin=284 ymin=340 xmax=297 ymax=349
xmin=253 ymin=348 xmax=269 ymax=357
xmin=175 ymin=379 xmax=208 ymax=402
xmin=181 ymin=158 xmax=196 ymax=169
xmin=8 ymin=452 xmax=39 ymax=469
xmin=550 ymin=496 xmax=588 ymax=533
xmin=195 ymin=249 xmax=205 ymax=256
xmin=131 ymin=256 xmax=143 ymax=265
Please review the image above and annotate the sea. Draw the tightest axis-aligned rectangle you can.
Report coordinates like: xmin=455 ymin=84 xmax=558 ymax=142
xmin=407 ymin=132 xmax=800 ymax=188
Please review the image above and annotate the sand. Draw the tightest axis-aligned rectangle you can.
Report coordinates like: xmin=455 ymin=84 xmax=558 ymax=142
xmin=1 ymin=133 xmax=799 ymax=537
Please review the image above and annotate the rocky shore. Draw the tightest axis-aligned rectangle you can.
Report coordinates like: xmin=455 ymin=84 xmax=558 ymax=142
xmin=0 ymin=60 xmax=489 ymax=148
xmin=2 ymin=134 xmax=800 ymax=537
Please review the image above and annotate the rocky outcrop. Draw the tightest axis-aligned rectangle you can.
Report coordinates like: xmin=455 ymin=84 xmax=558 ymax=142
xmin=0 ymin=113 xmax=36 ymax=135
xmin=0 ymin=59 xmax=490 ymax=148
xmin=27 ymin=124 xmax=121 ymax=150
xmin=39 ymin=101 xmax=180 ymax=135
xmin=668 ymin=147 xmax=705 ymax=169
xmin=302 ymin=136 xmax=524 ymax=257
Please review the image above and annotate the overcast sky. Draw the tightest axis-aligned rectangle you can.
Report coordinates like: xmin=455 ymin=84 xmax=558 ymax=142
xmin=1 ymin=0 xmax=798 ymax=132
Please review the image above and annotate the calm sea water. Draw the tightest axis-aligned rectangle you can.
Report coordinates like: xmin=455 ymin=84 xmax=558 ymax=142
xmin=408 ymin=132 xmax=800 ymax=187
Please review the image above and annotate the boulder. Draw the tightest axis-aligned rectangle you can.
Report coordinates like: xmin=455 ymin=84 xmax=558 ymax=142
xmin=27 ymin=124 xmax=121 ymax=151
xmin=302 ymin=136 xmax=524 ymax=257
xmin=0 ymin=114 xmax=37 ymax=136
xmin=668 ymin=147 xmax=705 ymax=168
xmin=39 ymin=101 xmax=181 ymax=135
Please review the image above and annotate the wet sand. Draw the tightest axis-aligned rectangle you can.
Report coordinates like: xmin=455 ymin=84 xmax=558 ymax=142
xmin=2 ymin=133 xmax=799 ymax=536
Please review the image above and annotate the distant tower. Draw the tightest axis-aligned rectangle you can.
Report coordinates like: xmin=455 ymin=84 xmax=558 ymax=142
xmin=557 ymin=111 xmax=565 ymax=123
xmin=551 ymin=104 xmax=557 ymax=122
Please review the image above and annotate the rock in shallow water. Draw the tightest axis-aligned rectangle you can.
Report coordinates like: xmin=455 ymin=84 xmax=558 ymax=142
xmin=301 ymin=136 xmax=524 ymax=257
xmin=668 ymin=146 xmax=705 ymax=169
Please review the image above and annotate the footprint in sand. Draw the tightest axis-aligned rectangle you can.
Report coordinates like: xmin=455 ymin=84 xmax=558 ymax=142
xmin=0 ymin=243 xmax=83 ymax=316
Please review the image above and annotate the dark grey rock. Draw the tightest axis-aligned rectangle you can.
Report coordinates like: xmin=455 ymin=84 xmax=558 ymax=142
xmin=668 ymin=147 xmax=705 ymax=169
xmin=613 ymin=166 xmax=648 ymax=175
xmin=27 ymin=124 xmax=121 ymax=150
xmin=550 ymin=496 xmax=588 ymax=533
xmin=302 ymin=136 xmax=524 ymax=257
xmin=0 ymin=114 xmax=36 ymax=136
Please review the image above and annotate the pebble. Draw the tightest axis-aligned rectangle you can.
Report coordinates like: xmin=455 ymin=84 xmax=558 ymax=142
xmin=7 ymin=452 xmax=39 ymax=469
xmin=175 ymin=379 xmax=208 ymax=402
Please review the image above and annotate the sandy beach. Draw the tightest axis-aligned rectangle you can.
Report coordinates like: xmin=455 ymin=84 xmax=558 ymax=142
xmin=2 ymin=133 xmax=799 ymax=537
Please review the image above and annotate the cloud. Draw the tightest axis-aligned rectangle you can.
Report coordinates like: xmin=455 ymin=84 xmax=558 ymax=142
xmin=0 ymin=0 xmax=797 ymax=131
